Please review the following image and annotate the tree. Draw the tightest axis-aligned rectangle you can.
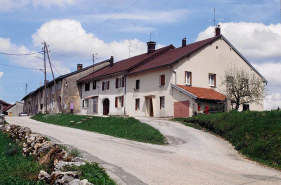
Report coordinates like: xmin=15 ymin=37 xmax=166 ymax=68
xmin=221 ymin=67 xmax=266 ymax=110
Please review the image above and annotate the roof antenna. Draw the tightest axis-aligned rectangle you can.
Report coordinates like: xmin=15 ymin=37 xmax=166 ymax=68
xmin=145 ymin=32 xmax=159 ymax=41
xmin=128 ymin=40 xmax=133 ymax=58
xmin=207 ymin=8 xmax=224 ymax=26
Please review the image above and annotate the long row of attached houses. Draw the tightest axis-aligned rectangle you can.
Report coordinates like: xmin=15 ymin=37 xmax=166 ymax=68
xmin=22 ymin=26 xmax=267 ymax=118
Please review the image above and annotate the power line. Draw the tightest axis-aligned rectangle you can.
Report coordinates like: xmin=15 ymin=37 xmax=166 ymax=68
xmin=0 ymin=51 xmax=42 ymax=56
xmin=0 ymin=63 xmax=40 ymax=70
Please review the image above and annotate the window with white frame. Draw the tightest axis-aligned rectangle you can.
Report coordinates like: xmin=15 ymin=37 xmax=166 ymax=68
xmin=82 ymin=99 xmax=89 ymax=109
xmin=135 ymin=99 xmax=140 ymax=110
xmin=185 ymin=71 xmax=192 ymax=85
xmin=209 ymin=73 xmax=216 ymax=87
xmin=160 ymin=96 xmax=165 ymax=109
xmin=102 ymin=81 xmax=110 ymax=90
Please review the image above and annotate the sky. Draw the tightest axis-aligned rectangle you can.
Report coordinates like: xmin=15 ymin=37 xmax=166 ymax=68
xmin=0 ymin=0 xmax=280 ymax=110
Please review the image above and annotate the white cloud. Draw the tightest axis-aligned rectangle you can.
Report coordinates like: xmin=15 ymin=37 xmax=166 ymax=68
xmin=252 ymin=63 xmax=281 ymax=85
xmin=32 ymin=19 xmax=149 ymax=62
xmin=0 ymin=0 xmax=75 ymax=12
xmin=0 ymin=38 xmax=70 ymax=75
xmin=0 ymin=72 xmax=3 ymax=78
xmin=197 ymin=22 xmax=281 ymax=62
xmin=32 ymin=0 xmax=75 ymax=8
xmin=97 ymin=9 xmax=189 ymax=24
xmin=264 ymin=93 xmax=281 ymax=110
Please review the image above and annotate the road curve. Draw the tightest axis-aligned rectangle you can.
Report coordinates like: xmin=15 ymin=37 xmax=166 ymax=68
xmin=6 ymin=117 xmax=281 ymax=185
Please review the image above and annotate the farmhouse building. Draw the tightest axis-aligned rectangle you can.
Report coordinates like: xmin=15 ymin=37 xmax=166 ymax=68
xmin=78 ymin=26 xmax=266 ymax=118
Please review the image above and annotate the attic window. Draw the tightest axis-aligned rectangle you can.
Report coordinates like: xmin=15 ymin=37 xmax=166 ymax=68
xmin=216 ymin=46 xmax=218 ymax=49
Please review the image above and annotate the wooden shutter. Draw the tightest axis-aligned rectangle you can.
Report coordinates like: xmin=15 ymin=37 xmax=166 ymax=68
xmin=116 ymin=78 xmax=118 ymax=88
xmin=102 ymin=82 xmax=104 ymax=91
xmin=214 ymin=74 xmax=216 ymax=87
xmin=121 ymin=96 xmax=124 ymax=107
xmin=115 ymin=97 xmax=118 ymax=107
xmin=122 ymin=77 xmax=124 ymax=87
xmin=107 ymin=81 xmax=110 ymax=89
xmin=161 ymin=75 xmax=165 ymax=85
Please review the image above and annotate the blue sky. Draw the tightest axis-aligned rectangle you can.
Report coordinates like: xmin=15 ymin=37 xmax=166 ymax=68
xmin=0 ymin=0 xmax=280 ymax=110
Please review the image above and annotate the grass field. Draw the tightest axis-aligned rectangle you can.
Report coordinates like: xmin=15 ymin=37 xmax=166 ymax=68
xmin=172 ymin=110 xmax=281 ymax=170
xmin=0 ymin=130 xmax=45 ymax=185
xmin=32 ymin=113 xmax=165 ymax=145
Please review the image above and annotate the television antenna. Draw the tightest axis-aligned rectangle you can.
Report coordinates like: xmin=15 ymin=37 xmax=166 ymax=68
xmin=145 ymin=32 xmax=159 ymax=41
xmin=207 ymin=8 xmax=224 ymax=26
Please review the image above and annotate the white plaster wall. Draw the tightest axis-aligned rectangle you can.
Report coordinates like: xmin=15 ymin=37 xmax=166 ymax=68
xmin=173 ymin=39 xmax=264 ymax=111
xmin=81 ymin=73 xmax=125 ymax=115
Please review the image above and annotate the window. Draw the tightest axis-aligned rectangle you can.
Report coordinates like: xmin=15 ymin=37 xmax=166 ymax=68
xmin=160 ymin=75 xmax=165 ymax=86
xmin=160 ymin=96 xmax=165 ymax=109
xmin=93 ymin=81 xmax=97 ymax=90
xmin=85 ymin=82 xmax=90 ymax=91
xmin=115 ymin=96 xmax=124 ymax=108
xmin=82 ymin=99 xmax=88 ymax=109
xmin=102 ymin=81 xmax=110 ymax=91
xmin=57 ymin=81 xmax=62 ymax=90
xmin=116 ymin=77 xmax=124 ymax=88
xmin=209 ymin=73 xmax=216 ymax=87
xmin=227 ymin=76 xmax=234 ymax=89
xmin=185 ymin=71 xmax=192 ymax=85
xmin=135 ymin=80 xmax=140 ymax=90
xmin=93 ymin=97 xmax=98 ymax=113
xmin=46 ymin=88 xmax=49 ymax=97
xmin=135 ymin=99 xmax=140 ymax=110
xmin=242 ymin=78 xmax=249 ymax=91
xmin=51 ymin=85 xmax=55 ymax=94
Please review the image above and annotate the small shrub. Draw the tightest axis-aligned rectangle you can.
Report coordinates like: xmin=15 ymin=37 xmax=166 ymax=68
xmin=69 ymin=149 xmax=80 ymax=158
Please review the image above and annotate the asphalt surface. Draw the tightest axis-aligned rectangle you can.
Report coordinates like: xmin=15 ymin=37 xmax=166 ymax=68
xmin=6 ymin=116 xmax=281 ymax=185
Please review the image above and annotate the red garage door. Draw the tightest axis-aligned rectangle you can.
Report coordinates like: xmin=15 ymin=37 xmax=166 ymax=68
xmin=174 ymin=101 xmax=190 ymax=118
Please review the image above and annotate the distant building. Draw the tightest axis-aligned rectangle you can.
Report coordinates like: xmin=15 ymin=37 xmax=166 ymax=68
xmin=22 ymin=60 xmax=110 ymax=115
xmin=0 ymin=99 xmax=10 ymax=115
xmin=6 ymin=101 xmax=24 ymax=117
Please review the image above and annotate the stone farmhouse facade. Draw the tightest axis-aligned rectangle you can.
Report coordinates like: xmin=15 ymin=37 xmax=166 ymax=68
xmin=22 ymin=60 xmax=110 ymax=115
xmin=78 ymin=27 xmax=266 ymax=118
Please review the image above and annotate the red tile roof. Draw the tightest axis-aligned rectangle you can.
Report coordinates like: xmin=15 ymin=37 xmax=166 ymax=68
xmin=128 ymin=35 xmax=221 ymax=74
xmin=78 ymin=45 xmax=174 ymax=82
xmin=176 ymin=85 xmax=226 ymax=101
xmin=0 ymin=99 xmax=10 ymax=106
xmin=3 ymin=104 xmax=14 ymax=112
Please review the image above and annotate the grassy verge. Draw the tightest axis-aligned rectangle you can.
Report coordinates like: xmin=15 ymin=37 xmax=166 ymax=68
xmin=172 ymin=111 xmax=281 ymax=170
xmin=32 ymin=113 xmax=165 ymax=145
xmin=0 ymin=130 xmax=45 ymax=185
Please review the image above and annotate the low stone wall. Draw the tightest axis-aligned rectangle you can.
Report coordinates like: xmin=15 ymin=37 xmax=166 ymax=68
xmin=0 ymin=123 xmax=93 ymax=185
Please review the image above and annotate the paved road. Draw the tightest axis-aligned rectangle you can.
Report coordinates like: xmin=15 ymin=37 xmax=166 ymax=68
xmin=6 ymin=117 xmax=281 ymax=185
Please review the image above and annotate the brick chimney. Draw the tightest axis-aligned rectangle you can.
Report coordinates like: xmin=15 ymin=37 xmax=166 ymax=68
xmin=110 ymin=56 xmax=114 ymax=67
xmin=182 ymin=37 xmax=186 ymax=47
xmin=215 ymin=25 xmax=221 ymax=36
xmin=147 ymin=41 xmax=156 ymax=54
xmin=77 ymin=64 xmax=83 ymax=71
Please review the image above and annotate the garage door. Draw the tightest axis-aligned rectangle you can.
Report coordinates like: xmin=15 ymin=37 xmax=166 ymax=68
xmin=174 ymin=101 xmax=190 ymax=118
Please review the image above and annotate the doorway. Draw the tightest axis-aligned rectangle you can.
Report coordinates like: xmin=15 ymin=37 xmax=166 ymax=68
xmin=149 ymin=98 xmax=154 ymax=117
xmin=103 ymin=98 xmax=109 ymax=115
xmin=145 ymin=96 xmax=154 ymax=117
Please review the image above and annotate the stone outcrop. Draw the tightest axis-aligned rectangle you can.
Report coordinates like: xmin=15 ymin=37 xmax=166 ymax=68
xmin=2 ymin=124 xmax=93 ymax=185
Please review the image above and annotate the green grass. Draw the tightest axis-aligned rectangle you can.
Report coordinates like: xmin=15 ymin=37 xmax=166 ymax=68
xmin=172 ymin=110 xmax=281 ymax=170
xmin=32 ymin=113 xmax=165 ymax=145
xmin=62 ymin=163 xmax=116 ymax=185
xmin=0 ymin=130 xmax=46 ymax=185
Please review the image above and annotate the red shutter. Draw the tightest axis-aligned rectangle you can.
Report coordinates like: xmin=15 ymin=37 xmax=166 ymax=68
xmin=115 ymin=97 xmax=118 ymax=107
xmin=122 ymin=77 xmax=124 ymax=87
xmin=121 ymin=96 xmax=124 ymax=107
xmin=190 ymin=72 xmax=192 ymax=85
xmin=161 ymin=75 xmax=165 ymax=85
xmin=107 ymin=81 xmax=110 ymax=89
xmin=116 ymin=78 xmax=118 ymax=88
xmin=102 ymin=82 xmax=104 ymax=91
xmin=214 ymin=74 xmax=216 ymax=87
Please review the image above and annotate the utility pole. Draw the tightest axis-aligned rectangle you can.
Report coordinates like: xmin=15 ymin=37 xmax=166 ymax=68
xmin=43 ymin=43 xmax=47 ymax=114
xmin=25 ymin=83 xmax=28 ymax=95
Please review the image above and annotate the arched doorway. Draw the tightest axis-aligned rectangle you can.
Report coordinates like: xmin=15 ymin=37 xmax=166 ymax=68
xmin=103 ymin=98 xmax=109 ymax=115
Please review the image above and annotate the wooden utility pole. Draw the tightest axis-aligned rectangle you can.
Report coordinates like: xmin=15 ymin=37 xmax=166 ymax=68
xmin=43 ymin=43 xmax=47 ymax=114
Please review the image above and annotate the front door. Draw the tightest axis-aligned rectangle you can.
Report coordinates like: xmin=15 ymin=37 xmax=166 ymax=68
xmin=103 ymin=98 xmax=109 ymax=115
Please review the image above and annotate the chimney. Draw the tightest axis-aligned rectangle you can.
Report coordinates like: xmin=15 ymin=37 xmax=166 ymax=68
xmin=77 ymin=64 xmax=83 ymax=71
xmin=110 ymin=56 xmax=114 ymax=67
xmin=182 ymin=37 xmax=186 ymax=47
xmin=147 ymin=41 xmax=156 ymax=54
xmin=215 ymin=25 xmax=221 ymax=36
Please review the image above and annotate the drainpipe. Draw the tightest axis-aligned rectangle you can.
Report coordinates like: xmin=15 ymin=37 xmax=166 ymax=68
xmin=124 ymin=73 xmax=127 ymax=116
xmin=168 ymin=66 xmax=177 ymax=84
